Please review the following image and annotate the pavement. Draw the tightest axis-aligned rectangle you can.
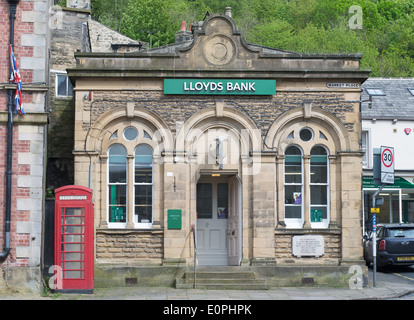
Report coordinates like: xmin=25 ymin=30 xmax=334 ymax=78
xmin=1 ymin=276 xmax=413 ymax=301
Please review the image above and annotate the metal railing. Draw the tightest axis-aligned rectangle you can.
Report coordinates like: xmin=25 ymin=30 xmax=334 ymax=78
xmin=191 ymin=224 xmax=197 ymax=289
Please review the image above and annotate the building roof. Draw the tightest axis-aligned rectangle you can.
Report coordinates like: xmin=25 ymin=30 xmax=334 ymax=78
xmin=361 ymin=78 xmax=414 ymax=120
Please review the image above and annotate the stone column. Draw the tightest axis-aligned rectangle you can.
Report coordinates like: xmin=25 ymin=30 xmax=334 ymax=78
xmin=162 ymin=153 xmax=189 ymax=265
xmin=251 ymin=154 xmax=276 ymax=265
xmin=126 ymin=155 xmax=134 ymax=228
xmin=275 ymin=155 xmax=285 ymax=227
xmin=303 ymin=155 xmax=311 ymax=228
xmin=98 ymin=155 xmax=108 ymax=228
xmin=338 ymin=152 xmax=364 ymax=265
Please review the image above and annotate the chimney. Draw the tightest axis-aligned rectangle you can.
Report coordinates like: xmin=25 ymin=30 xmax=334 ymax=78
xmin=181 ymin=21 xmax=186 ymax=31
xmin=175 ymin=21 xmax=193 ymax=43
xmin=66 ymin=0 xmax=90 ymax=9
xmin=225 ymin=7 xmax=232 ymax=18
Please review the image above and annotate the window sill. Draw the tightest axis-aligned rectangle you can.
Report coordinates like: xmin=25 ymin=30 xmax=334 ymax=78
xmin=96 ymin=228 xmax=163 ymax=235
xmin=274 ymin=227 xmax=341 ymax=235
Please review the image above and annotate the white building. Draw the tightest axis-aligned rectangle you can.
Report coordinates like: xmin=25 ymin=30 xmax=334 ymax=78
xmin=362 ymin=78 xmax=414 ymax=229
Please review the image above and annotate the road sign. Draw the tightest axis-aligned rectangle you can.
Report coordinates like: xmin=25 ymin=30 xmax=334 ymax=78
xmin=381 ymin=146 xmax=394 ymax=184
xmin=371 ymin=208 xmax=379 ymax=213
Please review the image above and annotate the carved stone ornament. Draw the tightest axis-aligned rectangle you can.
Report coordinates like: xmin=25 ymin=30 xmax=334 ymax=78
xmin=203 ymin=35 xmax=236 ymax=66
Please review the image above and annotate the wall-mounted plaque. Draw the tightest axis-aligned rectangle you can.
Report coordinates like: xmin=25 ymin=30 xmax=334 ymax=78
xmin=292 ymin=235 xmax=324 ymax=257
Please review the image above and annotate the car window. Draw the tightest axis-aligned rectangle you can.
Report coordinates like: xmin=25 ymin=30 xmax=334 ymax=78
xmin=376 ymin=227 xmax=384 ymax=238
xmin=388 ymin=228 xmax=414 ymax=238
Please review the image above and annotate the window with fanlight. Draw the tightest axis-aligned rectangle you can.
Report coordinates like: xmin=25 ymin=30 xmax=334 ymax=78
xmin=283 ymin=127 xmax=330 ymax=228
xmin=106 ymin=123 xmax=156 ymax=228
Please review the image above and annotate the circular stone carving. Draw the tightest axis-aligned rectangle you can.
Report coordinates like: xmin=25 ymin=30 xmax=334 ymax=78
xmin=203 ymin=36 xmax=236 ymax=66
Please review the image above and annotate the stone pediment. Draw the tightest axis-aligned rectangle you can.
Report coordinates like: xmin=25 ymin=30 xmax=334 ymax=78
xmin=175 ymin=14 xmax=264 ymax=70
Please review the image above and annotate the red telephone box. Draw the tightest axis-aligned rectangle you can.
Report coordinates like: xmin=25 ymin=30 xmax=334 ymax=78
xmin=54 ymin=185 xmax=94 ymax=293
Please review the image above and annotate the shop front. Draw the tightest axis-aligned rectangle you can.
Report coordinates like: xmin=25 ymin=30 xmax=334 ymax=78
xmin=363 ymin=176 xmax=414 ymax=232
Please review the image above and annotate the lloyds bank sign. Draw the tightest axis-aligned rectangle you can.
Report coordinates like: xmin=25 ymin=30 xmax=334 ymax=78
xmin=164 ymin=79 xmax=276 ymax=96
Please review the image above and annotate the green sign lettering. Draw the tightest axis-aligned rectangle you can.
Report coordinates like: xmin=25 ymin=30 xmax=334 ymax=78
xmin=164 ymin=79 xmax=276 ymax=95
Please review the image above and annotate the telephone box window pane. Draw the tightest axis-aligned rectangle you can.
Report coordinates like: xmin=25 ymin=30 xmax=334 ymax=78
xmin=65 ymin=234 xmax=82 ymax=242
xmin=65 ymin=208 xmax=82 ymax=216
xmin=63 ymin=252 xmax=82 ymax=261
xmin=64 ymin=225 xmax=82 ymax=234
xmin=64 ymin=216 xmax=81 ymax=225
xmin=197 ymin=183 xmax=212 ymax=219
xmin=64 ymin=262 xmax=81 ymax=270
xmin=64 ymin=271 xmax=81 ymax=279
xmin=64 ymin=244 xmax=81 ymax=252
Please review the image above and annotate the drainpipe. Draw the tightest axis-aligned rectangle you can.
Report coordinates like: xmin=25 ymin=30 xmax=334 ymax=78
xmin=0 ymin=0 xmax=20 ymax=263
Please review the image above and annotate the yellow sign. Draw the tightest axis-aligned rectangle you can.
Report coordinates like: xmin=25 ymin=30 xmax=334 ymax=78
xmin=371 ymin=208 xmax=380 ymax=213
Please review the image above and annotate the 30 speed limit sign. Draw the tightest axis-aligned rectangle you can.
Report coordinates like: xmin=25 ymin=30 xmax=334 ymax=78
xmin=381 ymin=146 xmax=394 ymax=184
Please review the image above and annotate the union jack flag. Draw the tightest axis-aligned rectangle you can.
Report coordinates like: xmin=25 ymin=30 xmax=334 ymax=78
xmin=10 ymin=45 xmax=25 ymax=115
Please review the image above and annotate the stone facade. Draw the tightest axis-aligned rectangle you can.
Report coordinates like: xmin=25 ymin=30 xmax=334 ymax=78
xmin=67 ymin=12 xmax=369 ymax=284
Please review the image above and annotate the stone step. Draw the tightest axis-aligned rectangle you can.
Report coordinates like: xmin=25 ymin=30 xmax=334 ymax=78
xmin=183 ymin=271 xmax=256 ymax=280
xmin=176 ymin=270 xmax=268 ymax=290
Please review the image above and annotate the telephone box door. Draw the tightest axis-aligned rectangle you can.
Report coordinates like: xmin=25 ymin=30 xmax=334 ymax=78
xmin=54 ymin=186 xmax=93 ymax=293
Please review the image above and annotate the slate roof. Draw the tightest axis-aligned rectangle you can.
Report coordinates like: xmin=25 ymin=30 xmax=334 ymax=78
xmin=361 ymin=78 xmax=414 ymax=120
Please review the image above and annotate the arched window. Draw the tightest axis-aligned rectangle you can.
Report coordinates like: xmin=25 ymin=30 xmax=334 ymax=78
xmin=108 ymin=144 xmax=127 ymax=224
xmin=134 ymin=144 xmax=153 ymax=225
xmin=284 ymin=146 xmax=303 ymax=226
xmin=310 ymin=146 xmax=329 ymax=225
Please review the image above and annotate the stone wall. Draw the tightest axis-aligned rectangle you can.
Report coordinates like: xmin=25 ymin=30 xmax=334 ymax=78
xmin=96 ymin=230 xmax=164 ymax=264
xmin=86 ymin=89 xmax=354 ymax=138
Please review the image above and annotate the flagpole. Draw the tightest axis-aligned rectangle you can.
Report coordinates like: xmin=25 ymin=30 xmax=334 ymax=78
xmin=0 ymin=0 xmax=21 ymax=263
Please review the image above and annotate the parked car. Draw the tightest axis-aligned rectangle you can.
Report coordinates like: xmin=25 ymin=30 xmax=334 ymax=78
xmin=363 ymin=223 xmax=414 ymax=268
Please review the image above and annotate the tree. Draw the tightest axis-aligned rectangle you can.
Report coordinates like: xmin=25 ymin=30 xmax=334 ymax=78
xmin=119 ymin=0 xmax=180 ymax=47
xmin=89 ymin=0 xmax=414 ymax=76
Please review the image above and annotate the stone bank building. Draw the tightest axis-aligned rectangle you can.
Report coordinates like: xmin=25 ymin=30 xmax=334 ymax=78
xmin=67 ymin=11 xmax=370 ymax=287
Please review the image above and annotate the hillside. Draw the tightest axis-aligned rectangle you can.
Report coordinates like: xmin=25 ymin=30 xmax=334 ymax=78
xmin=89 ymin=0 xmax=414 ymax=77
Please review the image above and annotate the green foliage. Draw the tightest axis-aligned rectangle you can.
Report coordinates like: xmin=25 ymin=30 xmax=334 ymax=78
xmin=90 ymin=0 xmax=414 ymax=76
xmin=119 ymin=0 xmax=176 ymax=47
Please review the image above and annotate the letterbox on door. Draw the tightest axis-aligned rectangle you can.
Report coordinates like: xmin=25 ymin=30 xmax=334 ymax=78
xmin=54 ymin=185 xmax=94 ymax=293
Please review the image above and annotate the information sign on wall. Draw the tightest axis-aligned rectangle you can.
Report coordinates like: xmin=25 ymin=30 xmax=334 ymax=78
xmin=292 ymin=235 xmax=324 ymax=257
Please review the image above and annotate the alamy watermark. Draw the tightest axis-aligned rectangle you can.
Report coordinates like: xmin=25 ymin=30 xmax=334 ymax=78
xmin=349 ymin=5 xmax=363 ymax=30
xmin=348 ymin=265 xmax=364 ymax=289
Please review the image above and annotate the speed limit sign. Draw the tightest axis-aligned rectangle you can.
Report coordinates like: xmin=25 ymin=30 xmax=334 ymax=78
xmin=381 ymin=146 xmax=394 ymax=184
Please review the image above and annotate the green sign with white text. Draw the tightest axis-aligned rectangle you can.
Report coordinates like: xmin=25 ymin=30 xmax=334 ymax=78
xmin=164 ymin=79 xmax=276 ymax=95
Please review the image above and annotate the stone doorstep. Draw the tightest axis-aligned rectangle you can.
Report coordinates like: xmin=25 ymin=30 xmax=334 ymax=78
xmin=176 ymin=270 xmax=268 ymax=290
